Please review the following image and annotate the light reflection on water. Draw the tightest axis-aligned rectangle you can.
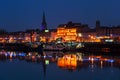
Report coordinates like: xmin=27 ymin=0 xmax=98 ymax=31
xmin=0 ymin=50 xmax=120 ymax=80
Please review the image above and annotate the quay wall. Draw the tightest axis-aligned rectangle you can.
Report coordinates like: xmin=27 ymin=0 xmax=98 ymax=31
xmin=0 ymin=43 xmax=120 ymax=54
xmin=80 ymin=43 xmax=120 ymax=53
xmin=0 ymin=43 xmax=36 ymax=52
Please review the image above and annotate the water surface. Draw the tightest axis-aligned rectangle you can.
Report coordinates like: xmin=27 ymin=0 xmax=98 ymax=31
xmin=0 ymin=51 xmax=120 ymax=80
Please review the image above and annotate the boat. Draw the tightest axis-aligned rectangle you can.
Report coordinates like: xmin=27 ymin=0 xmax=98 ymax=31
xmin=43 ymin=43 xmax=65 ymax=51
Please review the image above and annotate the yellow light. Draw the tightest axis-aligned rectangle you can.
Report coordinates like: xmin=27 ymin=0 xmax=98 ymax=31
xmin=78 ymin=33 xmax=82 ymax=37
xmin=45 ymin=30 xmax=49 ymax=32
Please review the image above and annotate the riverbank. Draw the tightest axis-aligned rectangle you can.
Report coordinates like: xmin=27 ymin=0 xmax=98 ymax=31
xmin=0 ymin=42 xmax=120 ymax=54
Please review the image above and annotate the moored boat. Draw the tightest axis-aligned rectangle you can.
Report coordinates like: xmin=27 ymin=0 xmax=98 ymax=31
xmin=43 ymin=43 xmax=65 ymax=51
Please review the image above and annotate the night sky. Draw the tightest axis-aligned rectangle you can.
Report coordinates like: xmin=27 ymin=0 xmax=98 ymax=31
xmin=0 ymin=0 xmax=120 ymax=32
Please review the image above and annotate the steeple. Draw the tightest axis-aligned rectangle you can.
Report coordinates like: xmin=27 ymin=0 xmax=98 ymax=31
xmin=41 ymin=11 xmax=47 ymax=31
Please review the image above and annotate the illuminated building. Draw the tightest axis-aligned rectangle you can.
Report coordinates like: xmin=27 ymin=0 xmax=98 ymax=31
xmin=49 ymin=29 xmax=57 ymax=41
xmin=95 ymin=20 xmax=120 ymax=42
xmin=57 ymin=27 xmax=77 ymax=41
xmin=24 ymin=33 xmax=31 ymax=42
xmin=39 ymin=29 xmax=51 ymax=42
xmin=56 ymin=21 xmax=94 ymax=42
xmin=31 ymin=32 xmax=39 ymax=42
xmin=57 ymin=21 xmax=81 ymax=42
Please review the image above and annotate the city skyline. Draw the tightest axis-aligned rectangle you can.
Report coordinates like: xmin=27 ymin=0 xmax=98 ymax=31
xmin=0 ymin=0 xmax=120 ymax=32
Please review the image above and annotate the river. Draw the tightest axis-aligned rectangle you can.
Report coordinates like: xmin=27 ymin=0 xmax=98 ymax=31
xmin=0 ymin=50 xmax=120 ymax=80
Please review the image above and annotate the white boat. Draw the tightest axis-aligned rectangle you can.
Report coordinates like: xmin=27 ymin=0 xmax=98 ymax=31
xmin=43 ymin=43 xmax=65 ymax=51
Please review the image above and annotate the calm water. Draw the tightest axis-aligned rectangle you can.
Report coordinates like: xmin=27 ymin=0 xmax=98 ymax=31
xmin=0 ymin=51 xmax=120 ymax=80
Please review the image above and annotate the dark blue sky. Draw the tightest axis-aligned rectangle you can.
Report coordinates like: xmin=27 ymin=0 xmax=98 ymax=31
xmin=0 ymin=0 xmax=120 ymax=32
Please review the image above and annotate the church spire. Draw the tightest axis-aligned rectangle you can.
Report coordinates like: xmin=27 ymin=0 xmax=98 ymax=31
xmin=41 ymin=11 xmax=47 ymax=31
